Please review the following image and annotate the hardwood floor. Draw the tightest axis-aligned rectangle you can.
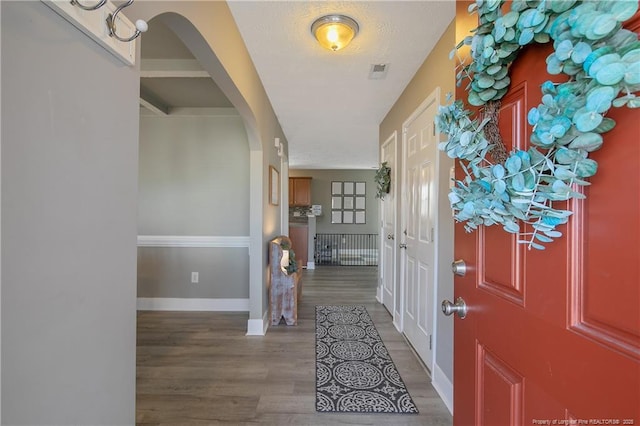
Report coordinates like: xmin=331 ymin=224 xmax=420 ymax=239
xmin=136 ymin=266 xmax=453 ymax=425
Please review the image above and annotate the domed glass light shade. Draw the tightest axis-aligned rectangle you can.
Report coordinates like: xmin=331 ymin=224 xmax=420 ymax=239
xmin=311 ymin=15 xmax=359 ymax=51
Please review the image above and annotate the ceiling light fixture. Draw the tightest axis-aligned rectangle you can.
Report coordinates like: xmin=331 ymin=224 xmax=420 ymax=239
xmin=311 ymin=14 xmax=359 ymax=52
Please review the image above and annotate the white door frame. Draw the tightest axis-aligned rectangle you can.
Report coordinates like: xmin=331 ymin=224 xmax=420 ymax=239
xmin=280 ymin=150 xmax=289 ymax=235
xmin=378 ymin=131 xmax=398 ymax=322
xmin=399 ymin=87 xmax=441 ymax=373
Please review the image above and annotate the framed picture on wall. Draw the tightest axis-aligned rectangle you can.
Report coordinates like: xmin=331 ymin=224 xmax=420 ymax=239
xmin=269 ymin=165 xmax=279 ymax=206
xmin=331 ymin=211 xmax=342 ymax=223
xmin=330 ymin=180 xmax=368 ymax=226
xmin=343 ymin=211 xmax=354 ymax=224
xmin=344 ymin=181 xmax=354 ymax=195
xmin=343 ymin=196 xmax=354 ymax=209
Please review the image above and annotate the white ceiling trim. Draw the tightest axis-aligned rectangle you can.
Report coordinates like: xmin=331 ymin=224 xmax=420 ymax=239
xmin=139 ymin=97 xmax=168 ymax=116
xmin=141 ymin=59 xmax=210 ymax=78
xmin=141 ymin=70 xmax=210 ymax=78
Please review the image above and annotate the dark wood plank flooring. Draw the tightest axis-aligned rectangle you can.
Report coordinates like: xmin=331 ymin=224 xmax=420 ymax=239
xmin=136 ymin=266 xmax=453 ymax=425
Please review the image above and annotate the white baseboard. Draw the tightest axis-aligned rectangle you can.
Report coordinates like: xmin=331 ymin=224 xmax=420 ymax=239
xmin=306 ymin=261 xmax=315 ymax=270
xmin=393 ymin=310 xmax=402 ymax=333
xmin=432 ymin=362 xmax=453 ymax=415
xmin=376 ymin=285 xmax=383 ymax=303
xmin=246 ymin=310 xmax=269 ymax=336
xmin=137 ymin=297 xmax=249 ymax=312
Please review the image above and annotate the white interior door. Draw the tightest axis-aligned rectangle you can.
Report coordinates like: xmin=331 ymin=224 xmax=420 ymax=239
xmin=401 ymin=91 xmax=439 ymax=370
xmin=380 ymin=132 xmax=397 ymax=316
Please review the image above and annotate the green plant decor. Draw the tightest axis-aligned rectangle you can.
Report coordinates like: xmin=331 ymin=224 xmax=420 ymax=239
xmin=375 ymin=162 xmax=392 ymax=199
xmin=279 ymin=240 xmax=298 ymax=275
xmin=437 ymin=0 xmax=639 ymax=249
xmin=285 ymin=249 xmax=298 ymax=275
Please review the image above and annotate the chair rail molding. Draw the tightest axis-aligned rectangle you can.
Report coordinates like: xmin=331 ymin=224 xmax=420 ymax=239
xmin=137 ymin=235 xmax=250 ymax=248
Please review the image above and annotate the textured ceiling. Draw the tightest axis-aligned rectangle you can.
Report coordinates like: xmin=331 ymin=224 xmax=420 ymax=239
xmin=139 ymin=1 xmax=456 ymax=169
xmin=227 ymin=1 xmax=455 ymax=169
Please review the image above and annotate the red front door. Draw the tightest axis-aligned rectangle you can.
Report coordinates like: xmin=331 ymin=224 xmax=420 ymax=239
xmin=453 ymin=5 xmax=640 ymax=425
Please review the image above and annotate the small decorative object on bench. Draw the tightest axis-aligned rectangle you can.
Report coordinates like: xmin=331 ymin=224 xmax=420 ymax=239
xmin=269 ymin=236 xmax=303 ymax=325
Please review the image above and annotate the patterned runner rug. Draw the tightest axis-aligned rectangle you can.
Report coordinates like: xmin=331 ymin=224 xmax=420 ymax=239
xmin=315 ymin=305 xmax=419 ymax=414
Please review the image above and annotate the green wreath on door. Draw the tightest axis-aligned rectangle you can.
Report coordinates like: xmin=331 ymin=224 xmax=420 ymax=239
xmin=437 ymin=0 xmax=639 ymax=249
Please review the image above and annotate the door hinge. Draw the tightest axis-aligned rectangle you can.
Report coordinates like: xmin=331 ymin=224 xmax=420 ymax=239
xmin=429 ymin=334 xmax=432 ymax=350
xmin=431 ymin=227 xmax=434 ymax=243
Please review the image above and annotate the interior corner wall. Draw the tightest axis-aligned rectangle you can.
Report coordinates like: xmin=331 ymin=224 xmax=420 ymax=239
xmin=0 ymin=1 xmax=3 ymax=419
xmin=137 ymin=114 xmax=250 ymax=300
xmin=289 ymin=169 xmax=378 ymax=235
xmin=127 ymin=1 xmax=289 ymax=328
xmin=1 ymin=2 xmax=138 ymax=424
xmin=379 ymin=18 xmax=456 ymax=385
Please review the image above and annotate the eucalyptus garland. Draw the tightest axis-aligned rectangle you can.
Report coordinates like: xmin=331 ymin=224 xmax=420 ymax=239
xmin=437 ymin=0 xmax=639 ymax=249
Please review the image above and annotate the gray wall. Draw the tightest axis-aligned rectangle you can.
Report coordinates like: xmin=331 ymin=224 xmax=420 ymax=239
xmin=138 ymin=114 xmax=249 ymax=236
xmin=1 ymin=2 xmax=138 ymax=424
xmin=137 ymin=113 xmax=251 ymax=299
xmin=290 ymin=169 xmax=378 ymax=235
xmin=0 ymin=1 xmax=3 ymax=418
xmin=138 ymin=248 xmax=249 ymax=299
xmin=380 ymin=19 xmax=456 ymax=384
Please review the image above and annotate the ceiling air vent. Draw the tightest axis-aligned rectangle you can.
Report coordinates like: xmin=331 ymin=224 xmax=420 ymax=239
xmin=368 ymin=63 xmax=389 ymax=80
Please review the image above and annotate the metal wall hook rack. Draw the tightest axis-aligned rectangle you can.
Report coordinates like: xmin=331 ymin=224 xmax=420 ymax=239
xmin=44 ymin=0 xmax=142 ymax=65
xmin=70 ymin=0 xmax=107 ymax=11
xmin=69 ymin=0 xmax=148 ymax=43
xmin=106 ymin=0 xmax=148 ymax=42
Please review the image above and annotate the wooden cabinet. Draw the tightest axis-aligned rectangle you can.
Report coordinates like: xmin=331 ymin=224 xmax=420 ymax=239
xmin=289 ymin=177 xmax=311 ymax=206
xmin=288 ymin=225 xmax=308 ymax=268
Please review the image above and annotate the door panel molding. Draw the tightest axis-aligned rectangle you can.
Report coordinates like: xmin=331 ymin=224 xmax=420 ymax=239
xmin=569 ymin=189 xmax=640 ymax=361
xmin=419 ymin=161 xmax=434 ymax=244
xmin=406 ymin=256 xmax=417 ymax=319
xmin=417 ymin=262 xmax=431 ymax=333
xmin=478 ymin=226 xmax=526 ymax=306
xmin=497 ymin=82 xmax=527 ymax=152
xmin=476 ymin=342 xmax=524 ymax=426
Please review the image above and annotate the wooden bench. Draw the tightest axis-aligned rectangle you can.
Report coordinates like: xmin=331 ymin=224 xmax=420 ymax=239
xmin=269 ymin=236 xmax=303 ymax=325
